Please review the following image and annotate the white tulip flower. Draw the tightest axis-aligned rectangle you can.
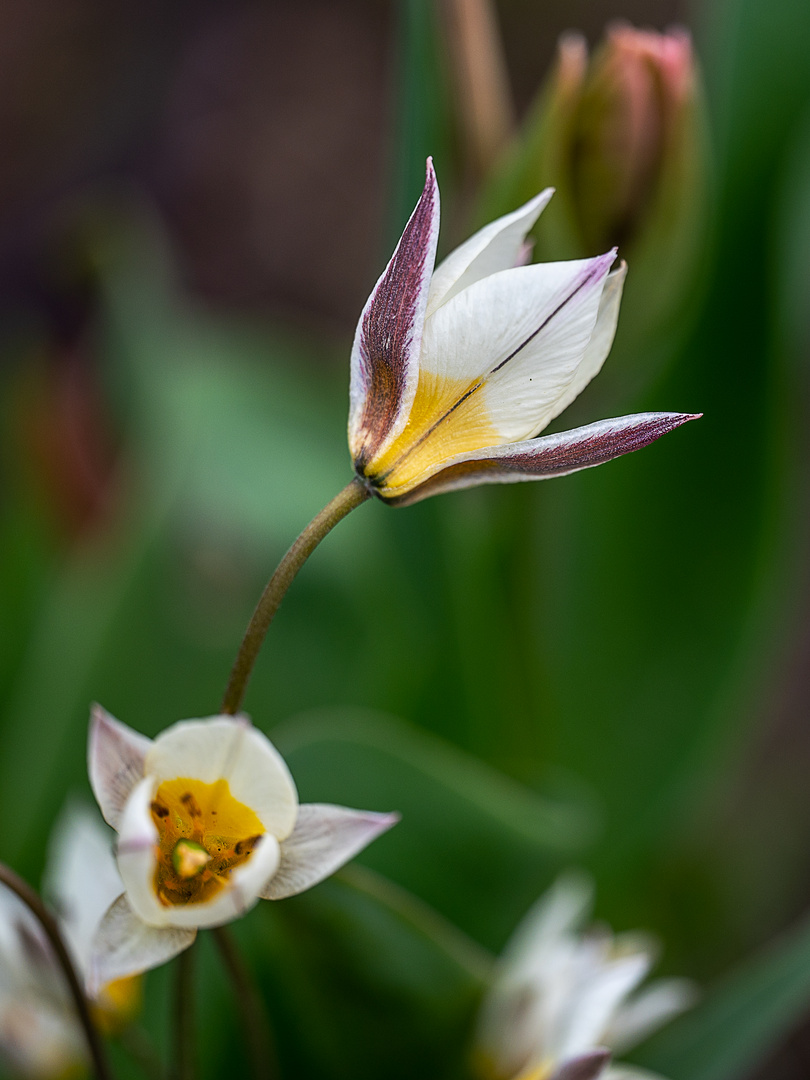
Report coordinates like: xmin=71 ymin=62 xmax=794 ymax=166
xmin=349 ymin=159 xmax=698 ymax=506
xmin=45 ymin=803 xmax=141 ymax=1025
xmin=87 ymin=706 xmax=398 ymax=989
xmin=0 ymin=889 xmax=85 ymax=1079
xmin=476 ymin=874 xmax=695 ymax=1080
xmin=0 ymin=803 xmax=128 ymax=1078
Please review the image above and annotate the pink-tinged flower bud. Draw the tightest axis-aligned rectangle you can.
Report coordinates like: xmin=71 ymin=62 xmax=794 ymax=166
xmin=480 ymin=24 xmax=709 ymax=372
xmin=570 ymin=24 xmax=696 ymax=253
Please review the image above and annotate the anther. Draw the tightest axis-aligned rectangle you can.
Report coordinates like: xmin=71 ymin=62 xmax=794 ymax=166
xmin=180 ymin=792 xmax=203 ymax=818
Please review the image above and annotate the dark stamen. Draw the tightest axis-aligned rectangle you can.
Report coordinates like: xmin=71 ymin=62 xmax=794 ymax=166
xmin=180 ymin=793 xmax=202 ymax=818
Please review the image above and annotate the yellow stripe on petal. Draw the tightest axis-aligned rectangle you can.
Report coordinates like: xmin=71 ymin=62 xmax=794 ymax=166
xmin=365 ymin=370 xmax=498 ymax=497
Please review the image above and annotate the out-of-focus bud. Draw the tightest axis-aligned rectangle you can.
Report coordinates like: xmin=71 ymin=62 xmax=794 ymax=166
xmin=479 ymin=24 xmax=709 ymax=396
xmin=570 ymin=26 xmax=695 ymax=252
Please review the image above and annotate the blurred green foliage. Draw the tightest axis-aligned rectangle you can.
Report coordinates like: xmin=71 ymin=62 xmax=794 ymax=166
xmin=3 ymin=0 xmax=810 ymax=1076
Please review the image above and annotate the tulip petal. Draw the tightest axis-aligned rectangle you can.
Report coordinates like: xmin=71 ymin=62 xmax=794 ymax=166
xmin=88 ymin=705 xmax=152 ymax=830
xmin=500 ymin=871 xmax=593 ymax=977
xmin=422 ymin=252 xmax=612 ymax=389
xmin=386 ymin=412 xmax=700 ymax=505
xmin=145 ymin=715 xmax=298 ymax=840
xmin=477 ymin=874 xmax=594 ymax=1075
xmin=43 ymin=803 xmax=122 ymax=981
xmin=544 ymin=262 xmax=627 ymax=425
xmin=555 ymin=952 xmax=651 ymax=1061
xmin=88 ymin=895 xmax=195 ymax=993
xmin=606 ymin=978 xmax=697 ymax=1053
xmin=425 ymin=188 xmax=554 ymax=317
xmin=0 ymin=997 xmax=86 ymax=1078
xmin=116 ymin=776 xmax=164 ymax=927
xmin=368 ymin=252 xmax=616 ymax=499
xmin=349 ymin=159 xmax=440 ymax=470
xmin=551 ymin=1049 xmax=612 ymax=1080
xmin=260 ymin=804 xmax=399 ymax=900
xmin=411 ymin=252 xmax=614 ymax=463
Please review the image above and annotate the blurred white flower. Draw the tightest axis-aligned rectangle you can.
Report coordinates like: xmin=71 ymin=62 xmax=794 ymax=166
xmin=45 ymin=803 xmax=141 ymax=1028
xmin=0 ymin=803 xmax=127 ymax=1078
xmin=349 ymin=159 xmax=698 ymax=506
xmin=476 ymin=874 xmax=695 ymax=1080
xmin=0 ymin=889 xmax=85 ymax=1079
xmin=87 ymin=706 xmax=398 ymax=989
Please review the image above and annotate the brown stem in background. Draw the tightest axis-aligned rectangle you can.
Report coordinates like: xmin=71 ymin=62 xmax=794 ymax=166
xmin=440 ymin=0 xmax=516 ymax=175
xmin=221 ymin=477 xmax=370 ymax=715
xmin=212 ymin=926 xmax=278 ymax=1080
xmin=173 ymin=943 xmax=196 ymax=1080
xmin=0 ymin=863 xmax=114 ymax=1080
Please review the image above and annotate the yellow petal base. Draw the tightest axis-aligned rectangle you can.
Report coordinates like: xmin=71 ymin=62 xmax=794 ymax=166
xmin=364 ymin=371 xmax=497 ymax=497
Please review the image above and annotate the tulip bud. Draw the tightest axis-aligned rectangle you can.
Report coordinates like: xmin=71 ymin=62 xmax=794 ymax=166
xmin=568 ymin=25 xmax=697 ymax=252
xmin=479 ymin=24 xmax=709 ymax=383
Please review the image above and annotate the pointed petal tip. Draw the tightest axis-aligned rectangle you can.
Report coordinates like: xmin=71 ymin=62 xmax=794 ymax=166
xmin=526 ymin=186 xmax=555 ymax=209
xmin=375 ymin=810 xmax=401 ymax=833
xmin=551 ymin=1048 xmax=612 ymax=1080
xmin=590 ymin=248 xmax=619 ymax=278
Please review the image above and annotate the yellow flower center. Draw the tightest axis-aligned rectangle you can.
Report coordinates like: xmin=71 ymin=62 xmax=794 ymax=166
xmin=366 ymin=370 xmax=498 ymax=496
xmin=150 ymin=777 xmax=264 ymax=907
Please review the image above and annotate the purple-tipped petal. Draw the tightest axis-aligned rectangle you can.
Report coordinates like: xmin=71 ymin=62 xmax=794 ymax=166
xmin=349 ymin=159 xmax=440 ymax=470
xmin=385 ymin=412 xmax=701 ymax=506
xmin=550 ymin=1049 xmax=612 ymax=1080
xmin=88 ymin=705 xmax=152 ymax=830
xmin=260 ymin=804 xmax=399 ymax=900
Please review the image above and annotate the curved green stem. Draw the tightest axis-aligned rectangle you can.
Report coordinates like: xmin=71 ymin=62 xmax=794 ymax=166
xmin=173 ymin=943 xmax=196 ymax=1080
xmin=221 ymin=477 xmax=370 ymax=714
xmin=212 ymin=926 xmax=278 ymax=1080
xmin=0 ymin=862 xmax=114 ymax=1080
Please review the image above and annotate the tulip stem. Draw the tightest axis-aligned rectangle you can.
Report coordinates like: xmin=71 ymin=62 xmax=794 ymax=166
xmin=173 ymin=943 xmax=196 ymax=1080
xmin=212 ymin=926 xmax=279 ymax=1080
xmin=221 ymin=476 xmax=370 ymax=714
xmin=0 ymin=862 xmax=114 ymax=1080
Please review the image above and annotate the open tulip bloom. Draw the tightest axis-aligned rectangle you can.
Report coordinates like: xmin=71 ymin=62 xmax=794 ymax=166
xmin=45 ymin=803 xmax=141 ymax=1026
xmin=349 ymin=159 xmax=699 ymax=505
xmin=476 ymin=875 xmax=695 ymax=1080
xmin=87 ymin=706 xmax=398 ymax=989
xmin=0 ymin=804 xmax=127 ymax=1078
xmin=0 ymin=889 xmax=86 ymax=1079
